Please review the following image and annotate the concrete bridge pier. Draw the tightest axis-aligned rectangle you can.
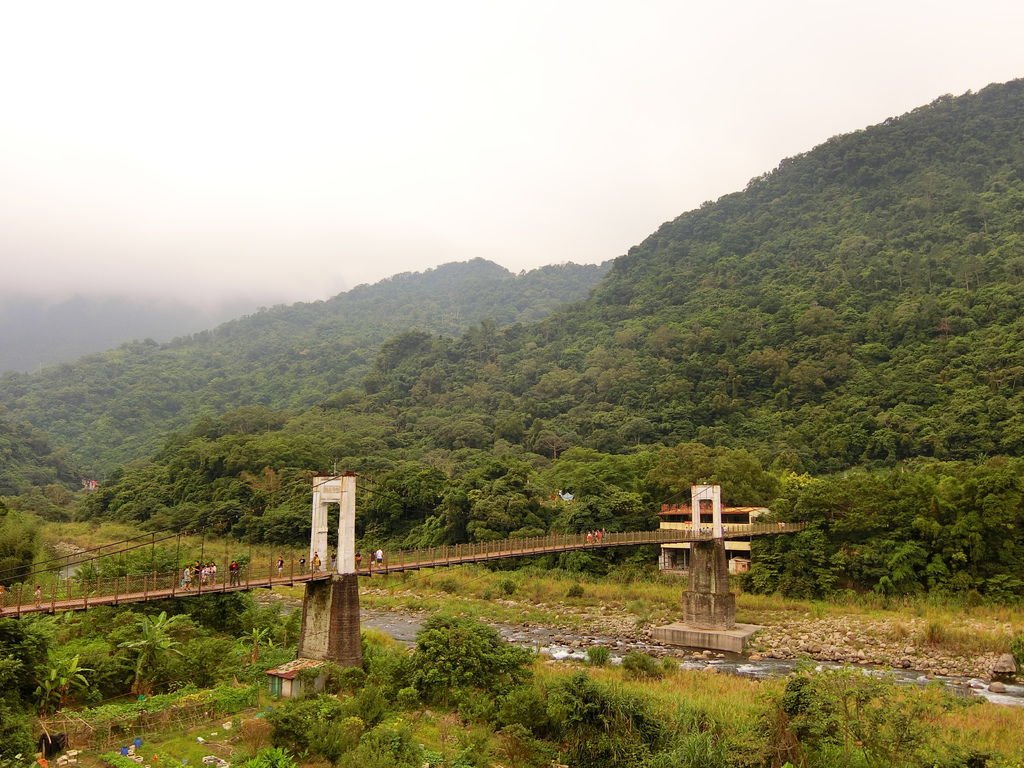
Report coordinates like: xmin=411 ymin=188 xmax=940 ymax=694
xmin=297 ymin=473 xmax=362 ymax=667
xmin=297 ymin=574 xmax=361 ymax=666
xmin=682 ymin=538 xmax=736 ymax=630
xmin=654 ymin=484 xmax=759 ymax=653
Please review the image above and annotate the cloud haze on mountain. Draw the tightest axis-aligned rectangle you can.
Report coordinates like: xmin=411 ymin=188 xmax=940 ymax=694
xmin=1 ymin=0 xmax=1021 ymax=306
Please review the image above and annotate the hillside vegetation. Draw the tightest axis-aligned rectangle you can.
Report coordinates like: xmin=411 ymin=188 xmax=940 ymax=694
xmin=0 ymin=259 xmax=608 ymax=473
xmin=0 ymin=409 xmax=77 ymax=495
xmin=361 ymin=79 xmax=1024 ymax=473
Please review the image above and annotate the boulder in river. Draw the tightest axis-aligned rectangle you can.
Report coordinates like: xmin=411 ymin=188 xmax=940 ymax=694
xmin=992 ymin=653 xmax=1017 ymax=681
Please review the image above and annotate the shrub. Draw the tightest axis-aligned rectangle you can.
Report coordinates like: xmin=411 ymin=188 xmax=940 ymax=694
xmin=547 ymin=672 xmax=662 ymax=768
xmin=346 ymin=684 xmax=388 ymax=727
xmin=497 ymin=684 xmax=552 ymax=736
xmin=239 ymin=748 xmax=297 ymax=768
xmin=586 ymin=645 xmax=611 ymax=666
xmin=622 ymin=651 xmax=664 ymax=680
xmin=497 ymin=723 xmax=550 ymax=768
xmin=1011 ymin=633 xmax=1024 ymax=668
xmin=413 ymin=615 xmax=533 ymax=705
xmin=457 ymin=687 xmax=497 ymax=724
xmin=498 ymin=578 xmax=517 ymax=596
xmin=266 ymin=695 xmax=346 ymax=755
xmin=337 ymin=722 xmax=424 ymax=768
xmin=437 ymin=578 xmax=459 ymax=594
xmin=452 ymin=728 xmax=492 ymax=767
xmin=327 ymin=665 xmax=366 ymax=694
xmin=775 ymin=667 xmax=954 ymax=767
xmin=308 ymin=716 xmax=364 ymax=763
xmin=566 ymin=583 xmax=585 ymax=598
xmin=238 ymin=718 xmax=273 ymax=754
xmin=363 ymin=638 xmax=415 ymax=697
xmin=396 ymin=686 xmax=420 ymax=709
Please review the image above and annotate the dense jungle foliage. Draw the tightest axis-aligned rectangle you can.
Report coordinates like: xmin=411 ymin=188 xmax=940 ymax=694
xmin=0 ymin=592 xmax=301 ymax=759
xmin=0 ymin=259 xmax=608 ymax=473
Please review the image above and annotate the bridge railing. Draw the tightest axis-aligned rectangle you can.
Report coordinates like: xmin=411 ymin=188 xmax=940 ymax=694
xmin=0 ymin=553 xmax=312 ymax=616
xmin=0 ymin=523 xmax=803 ymax=614
xmin=362 ymin=522 xmax=804 ymax=573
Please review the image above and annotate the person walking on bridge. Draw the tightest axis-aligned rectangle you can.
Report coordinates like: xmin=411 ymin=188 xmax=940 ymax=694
xmin=229 ymin=560 xmax=240 ymax=586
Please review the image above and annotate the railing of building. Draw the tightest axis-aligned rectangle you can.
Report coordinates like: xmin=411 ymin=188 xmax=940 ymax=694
xmin=0 ymin=522 xmax=804 ymax=616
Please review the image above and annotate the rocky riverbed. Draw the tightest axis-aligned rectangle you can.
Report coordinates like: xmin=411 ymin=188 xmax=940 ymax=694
xmin=746 ymin=614 xmax=1013 ymax=680
xmin=258 ymin=587 xmax=1020 ymax=700
xmin=418 ymin=593 xmax=1014 ymax=681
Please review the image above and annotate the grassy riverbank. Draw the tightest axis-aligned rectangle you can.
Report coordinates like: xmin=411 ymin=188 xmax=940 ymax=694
xmin=67 ymin=661 xmax=1024 ymax=768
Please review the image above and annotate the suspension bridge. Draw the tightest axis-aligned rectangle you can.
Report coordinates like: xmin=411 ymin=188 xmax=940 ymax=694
xmin=0 ymin=523 xmax=800 ymax=617
xmin=1 ymin=476 xmax=803 ymax=661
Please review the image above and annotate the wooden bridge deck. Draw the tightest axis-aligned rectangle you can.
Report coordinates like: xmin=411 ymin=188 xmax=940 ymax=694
xmin=0 ymin=523 xmax=802 ymax=616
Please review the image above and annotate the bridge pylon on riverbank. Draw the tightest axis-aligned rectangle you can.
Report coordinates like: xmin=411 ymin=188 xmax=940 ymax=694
xmin=297 ymin=473 xmax=362 ymax=667
xmin=655 ymin=484 xmax=761 ymax=652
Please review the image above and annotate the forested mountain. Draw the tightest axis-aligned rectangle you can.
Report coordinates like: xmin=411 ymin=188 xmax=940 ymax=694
xmin=0 ymin=294 xmax=258 ymax=374
xmin=0 ymin=259 xmax=609 ymax=473
xmin=356 ymin=79 xmax=1024 ymax=472
xmin=75 ymin=80 xmax=1024 ymax=600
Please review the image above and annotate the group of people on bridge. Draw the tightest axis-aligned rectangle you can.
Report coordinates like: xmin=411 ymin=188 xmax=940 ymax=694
xmin=180 ymin=561 xmax=220 ymax=590
xmin=585 ymin=529 xmax=607 ymax=545
xmin=357 ymin=549 xmax=385 ymax=569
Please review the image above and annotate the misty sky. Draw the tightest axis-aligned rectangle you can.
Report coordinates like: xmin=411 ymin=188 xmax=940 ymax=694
xmin=1 ymin=1 xmax=1021 ymax=306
